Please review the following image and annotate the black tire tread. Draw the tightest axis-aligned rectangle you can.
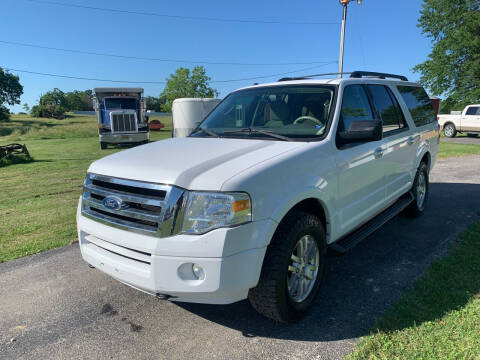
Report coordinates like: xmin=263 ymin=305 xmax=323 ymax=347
xmin=248 ymin=212 xmax=324 ymax=322
xmin=404 ymin=162 xmax=429 ymax=218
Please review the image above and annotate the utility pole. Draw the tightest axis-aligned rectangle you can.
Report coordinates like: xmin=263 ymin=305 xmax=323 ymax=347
xmin=338 ymin=0 xmax=362 ymax=78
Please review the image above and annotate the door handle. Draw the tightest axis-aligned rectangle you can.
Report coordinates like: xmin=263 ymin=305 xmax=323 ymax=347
xmin=407 ymin=135 xmax=419 ymax=145
xmin=374 ymin=147 xmax=384 ymax=159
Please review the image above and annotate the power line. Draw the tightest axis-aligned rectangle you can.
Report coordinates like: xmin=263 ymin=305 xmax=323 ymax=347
xmin=211 ymin=63 xmax=337 ymax=83
xmin=2 ymin=63 xmax=337 ymax=85
xmin=24 ymin=0 xmax=339 ymax=25
xmin=0 ymin=40 xmax=336 ymax=67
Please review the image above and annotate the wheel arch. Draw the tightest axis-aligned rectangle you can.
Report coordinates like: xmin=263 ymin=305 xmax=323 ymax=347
xmin=267 ymin=192 xmax=332 ymax=246
xmin=420 ymin=151 xmax=431 ymax=172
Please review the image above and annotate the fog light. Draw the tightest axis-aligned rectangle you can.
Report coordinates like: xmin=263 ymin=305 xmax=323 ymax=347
xmin=192 ymin=264 xmax=205 ymax=280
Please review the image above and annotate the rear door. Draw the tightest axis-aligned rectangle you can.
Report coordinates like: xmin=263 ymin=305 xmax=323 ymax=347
xmin=367 ymin=84 xmax=414 ymax=204
xmin=334 ymin=84 xmax=387 ymax=237
xmin=461 ymin=106 xmax=480 ymax=132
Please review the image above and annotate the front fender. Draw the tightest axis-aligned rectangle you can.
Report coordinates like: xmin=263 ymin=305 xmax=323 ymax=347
xmin=261 ymin=187 xmax=333 ymax=246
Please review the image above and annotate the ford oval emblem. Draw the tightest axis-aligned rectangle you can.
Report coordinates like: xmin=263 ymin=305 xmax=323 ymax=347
xmin=103 ymin=196 xmax=123 ymax=211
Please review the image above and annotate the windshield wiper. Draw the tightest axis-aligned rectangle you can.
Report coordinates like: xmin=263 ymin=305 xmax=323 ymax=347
xmin=190 ymin=128 xmax=220 ymax=138
xmin=223 ymin=128 xmax=293 ymax=142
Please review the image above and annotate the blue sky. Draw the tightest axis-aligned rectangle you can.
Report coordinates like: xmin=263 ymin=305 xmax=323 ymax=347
xmin=2 ymin=0 xmax=431 ymax=113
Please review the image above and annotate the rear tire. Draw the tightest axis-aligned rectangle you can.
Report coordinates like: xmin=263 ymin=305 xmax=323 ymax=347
xmin=100 ymin=142 xmax=107 ymax=150
xmin=248 ymin=211 xmax=327 ymax=323
xmin=443 ymin=123 xmax=457 ymax=138
xmin=404 ymin=162 xmax=429 ymax=218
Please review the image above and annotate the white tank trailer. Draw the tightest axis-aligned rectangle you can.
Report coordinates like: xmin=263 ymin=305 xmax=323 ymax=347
xmin=172 ymin=98 xmax=222 ymax=138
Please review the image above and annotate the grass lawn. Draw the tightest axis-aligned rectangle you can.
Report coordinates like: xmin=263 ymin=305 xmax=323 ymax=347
xmin=438 ymin=142 xmax=480 ymax=159
xmin=348 ymin=219 xmax=480 ymax=360
xmin=0 ymin=114 xmax=479 ymax=263
xmin=0 ymin=114 xmax=172 ymax=263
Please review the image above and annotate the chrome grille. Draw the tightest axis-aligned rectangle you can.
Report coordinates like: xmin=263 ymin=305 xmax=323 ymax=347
xmin=81 ymin=174 xmax=185 ymax=237
xmin=111 ymin=112 xmax=137 ymax=133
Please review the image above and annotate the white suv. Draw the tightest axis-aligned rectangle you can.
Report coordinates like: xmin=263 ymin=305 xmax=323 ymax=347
xmin=77 ymin=71 xmax=439 ymax=322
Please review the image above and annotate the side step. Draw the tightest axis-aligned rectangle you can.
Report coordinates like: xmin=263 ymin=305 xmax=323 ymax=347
xmin=329 ymin=192 xmax=414 ymax=254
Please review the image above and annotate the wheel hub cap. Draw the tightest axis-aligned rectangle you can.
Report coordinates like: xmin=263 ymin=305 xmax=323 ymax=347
xmin=417 ymin=172 xmax=426 ymax=208
xmin=287 ymin=235 xmax=320 ymax=303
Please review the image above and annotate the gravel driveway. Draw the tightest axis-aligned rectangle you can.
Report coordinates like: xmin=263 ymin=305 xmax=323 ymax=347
xmin=1 ymin=155 xmax=480 ymax=360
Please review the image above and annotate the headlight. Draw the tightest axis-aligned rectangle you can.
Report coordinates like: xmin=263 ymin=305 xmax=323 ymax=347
xmin=181 ymin=192 xmax=251 ymax=234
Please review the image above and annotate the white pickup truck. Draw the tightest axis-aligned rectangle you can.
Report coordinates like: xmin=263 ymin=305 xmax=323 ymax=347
xmin=77 ymin=71 xmax=439 ymax=322
xmin=438 ymin=105 xmax=480 ymax=138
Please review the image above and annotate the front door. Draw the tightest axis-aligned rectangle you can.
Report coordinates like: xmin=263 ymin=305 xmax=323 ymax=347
xmin=335 ymin=84 xmax=386 ymax=238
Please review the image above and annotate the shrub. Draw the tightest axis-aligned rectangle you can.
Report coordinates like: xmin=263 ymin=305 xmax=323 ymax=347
xmin=31 ymin=104 xmax=67 ymax=119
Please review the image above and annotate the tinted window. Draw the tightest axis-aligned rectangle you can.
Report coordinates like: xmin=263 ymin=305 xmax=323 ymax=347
xmin=340 ymin=85 xmax=374 ymax=132
xmin=368 ymin=85 xmax=407 ymax=134
xmin=396 ymin=86 xmax=436 ymax=127
xmin=466 ymin=106 xmax=480 ymax=116
xmin=104 ymin=98 xmax=137 ymax=110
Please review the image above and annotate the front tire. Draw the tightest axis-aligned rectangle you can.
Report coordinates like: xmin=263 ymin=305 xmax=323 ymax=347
xmin=100 ymin=142 xmax=107 ymax=150
xmin=248 ymin=212 xmax=327 ymax=323
xmin=443 ymin=123 xmax=457 ymax=138
xmin=404 ymin=162 xmax=429 ymax=218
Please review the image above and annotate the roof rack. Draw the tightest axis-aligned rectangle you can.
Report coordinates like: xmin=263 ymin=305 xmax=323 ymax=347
xmin=350 ymin=71 xmax=408 ymax=81
xmin=278 ymin=72 xmax=352 ymax=82
xmin=278 ymin=71 xmax=408 ymax=82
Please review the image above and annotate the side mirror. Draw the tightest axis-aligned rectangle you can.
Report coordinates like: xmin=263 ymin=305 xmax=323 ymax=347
xmin=338 ymin=120 xmax=382 ymax=145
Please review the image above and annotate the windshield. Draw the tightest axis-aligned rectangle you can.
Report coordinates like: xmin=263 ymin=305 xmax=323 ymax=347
xmin=193 ymin=85 xmax=335 ymax=140
xmin=104 ymin=98 xmax=137 ymax=110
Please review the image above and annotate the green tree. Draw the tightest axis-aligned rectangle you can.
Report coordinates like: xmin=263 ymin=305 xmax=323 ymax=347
xmin=145 ymin=96 xmax=166 ymax=112
xmin=160 ymin=66 xmax=219 ymax=111
xmin=413 ymin=0 xmax=480 ymax=113
xmin=22 ymin=103 xmax=30 ymax=112
xmin=31 ymin=88 xmax=68 ymax=119
xmin=64 ymin=90 xmax=93 ymax=111
xmin=0 ymin=67 xmax=23 ymax=121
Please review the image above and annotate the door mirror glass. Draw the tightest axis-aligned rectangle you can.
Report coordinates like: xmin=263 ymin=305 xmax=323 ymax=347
xmin=338 ymin=120 xmax=382 ymax=144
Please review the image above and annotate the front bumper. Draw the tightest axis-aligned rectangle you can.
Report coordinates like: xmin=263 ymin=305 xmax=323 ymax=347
xmin=77 ymin=201 xmax=273 ymax=304
xmin=99 ymin=132 xmax=149 ymax=144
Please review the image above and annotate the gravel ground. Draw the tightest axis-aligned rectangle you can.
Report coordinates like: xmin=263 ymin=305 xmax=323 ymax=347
xmin=1 ymin=155 xmax=480 ymax=360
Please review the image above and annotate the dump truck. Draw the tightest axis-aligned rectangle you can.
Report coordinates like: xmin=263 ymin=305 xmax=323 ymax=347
xmin=93 ymin=88 xmax=149 ymax=149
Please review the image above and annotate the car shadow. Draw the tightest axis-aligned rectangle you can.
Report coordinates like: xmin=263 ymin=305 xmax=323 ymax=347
xmin=176 ymin=182 xmax=480 ymax=341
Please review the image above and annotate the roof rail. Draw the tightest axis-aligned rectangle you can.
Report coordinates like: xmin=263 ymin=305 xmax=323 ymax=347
xmin=350 ymin=71 xmax=408 ymax=81
xmin=278 ymin=72 xmax=352 ymax=82
xmin=278 ymin=71 xmax=408 ymax=82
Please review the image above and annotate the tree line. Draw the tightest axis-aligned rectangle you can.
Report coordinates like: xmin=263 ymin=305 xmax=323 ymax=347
xmin=20 ymin=66 xmax=218 ymax=119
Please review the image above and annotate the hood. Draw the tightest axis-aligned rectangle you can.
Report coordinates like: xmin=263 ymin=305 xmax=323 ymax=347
xmin=88 ymin=137 xmax=305 ymax=190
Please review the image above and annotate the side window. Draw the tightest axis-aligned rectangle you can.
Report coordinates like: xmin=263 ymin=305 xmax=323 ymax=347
xmin=368 ymin=85 xmax=407 ymax=135
xmin=340 ymin=85 xmax=374 ymax=132
xmin=466 ymin=106 xmax=480 ymax=116
xmin=396 ymin=85 xmax=436 ymax=127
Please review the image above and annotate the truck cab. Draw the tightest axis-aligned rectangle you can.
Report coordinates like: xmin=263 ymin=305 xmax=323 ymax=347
xmin=438 ymin=104 xmax=480 ymax=138
xmin=93 ymin=88 xmax=149 ymax=149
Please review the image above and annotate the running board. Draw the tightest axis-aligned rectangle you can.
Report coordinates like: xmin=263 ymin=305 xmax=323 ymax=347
xmin=329 ymin=192 xmax=414 ymax=254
